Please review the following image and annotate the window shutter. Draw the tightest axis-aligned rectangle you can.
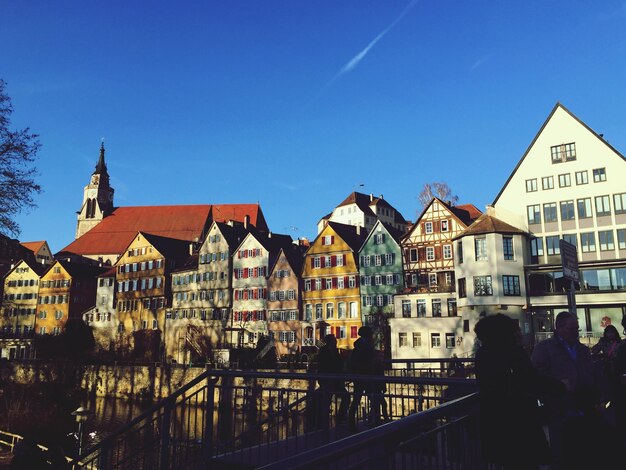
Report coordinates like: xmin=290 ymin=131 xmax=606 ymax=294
xmin=421 ymin=222 xmax=426 ymax=233
xmin=311 ymin=257 xmax=314 ymax=268
xmin=343 ymin=254 xmax=347 ymax=265
xmin=331 ymin=256 xmax=336 ymax=267
xmin=435 ymin=246 xmax=442 ymax=260
xmin=434 ymin=221 xmax=440 ymax=232
xmin=418 ymin=247 xmax=426 ymax=260
xmin=254 ymin=267 xmax=258 ymax=278
xmin=263 ymin=288 xmax=267 ymax=299
xmin=332 ymin=277 xmax=337 ymax=289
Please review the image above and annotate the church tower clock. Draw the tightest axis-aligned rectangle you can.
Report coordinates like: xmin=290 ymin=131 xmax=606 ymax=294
xmin=75 ymin=142 xmax=115 ymax=239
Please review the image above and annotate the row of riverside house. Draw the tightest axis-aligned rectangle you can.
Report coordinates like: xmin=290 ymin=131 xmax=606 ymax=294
xmin=1 ymin=103 xmax=625 ymax=364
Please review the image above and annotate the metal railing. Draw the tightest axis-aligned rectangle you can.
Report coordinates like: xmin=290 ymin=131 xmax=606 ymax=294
xmin=258 ymin=393 xmax=488 ymax=470
xmin=73 ymin=363 xmax=478 ymax=469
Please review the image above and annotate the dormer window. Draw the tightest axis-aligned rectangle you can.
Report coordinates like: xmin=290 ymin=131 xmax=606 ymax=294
xmin=551 ymin=142 xmax=576 ymax=163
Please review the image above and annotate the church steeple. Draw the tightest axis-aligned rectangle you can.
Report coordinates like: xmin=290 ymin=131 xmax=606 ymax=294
xmin=95 ymin=141 xmax=108 ymax=175
xmin=75 ymin=142 xmax=115 ymax=239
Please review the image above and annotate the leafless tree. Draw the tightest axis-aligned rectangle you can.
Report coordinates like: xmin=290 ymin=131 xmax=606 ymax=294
xmin=418 ymin=182 xmax=458 ymax=209
xmin=0 ymin=79 xmax=41 ymax=236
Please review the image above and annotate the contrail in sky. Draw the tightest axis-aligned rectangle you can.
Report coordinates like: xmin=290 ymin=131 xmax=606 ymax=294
xmin=314 ymin=0 xmax=419 ymax=100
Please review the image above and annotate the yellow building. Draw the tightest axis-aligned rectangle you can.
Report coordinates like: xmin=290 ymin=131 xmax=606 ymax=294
xmin=0 ymin=259 xmax=45 ymax=358
xmin=37 ymin=260 xmax=104 ymax=335
xmin=115 ymin=232 xmax=190 ymax=355
xmin=302 ymin=222 xmax=366 ymax=349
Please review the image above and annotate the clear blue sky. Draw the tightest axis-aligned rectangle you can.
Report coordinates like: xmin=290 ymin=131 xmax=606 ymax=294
xmin=3 ymin=1 xmax=626 ymax=253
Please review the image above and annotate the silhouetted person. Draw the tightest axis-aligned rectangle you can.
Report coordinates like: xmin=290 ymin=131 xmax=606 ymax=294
xmin=10 ymin=436 xmax=48 ymax=470
xmin=532 ymin=311 xmax=611 ymax=470
xmin=348 ymin=326 xmax=376 ymax=431
xmin=317 ymin=334 xmax=350 ymax=424
xmin=475 ymin=314 xmax=563 ymax=470
xmin=367 ymin=350 xmax=389 ymax=424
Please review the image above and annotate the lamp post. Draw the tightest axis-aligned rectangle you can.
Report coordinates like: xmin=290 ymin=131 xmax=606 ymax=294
xmin=71 ymin=406 xmax=90 ymax=456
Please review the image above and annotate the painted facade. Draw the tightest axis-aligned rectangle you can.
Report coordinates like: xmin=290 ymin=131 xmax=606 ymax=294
xmin=267 ymin=246 xmax=306 ymax=358
xmin=302 ymin=222 xmax=366 ymax=350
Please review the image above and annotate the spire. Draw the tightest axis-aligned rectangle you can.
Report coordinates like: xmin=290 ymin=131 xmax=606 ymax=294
xmin=94 ymin=140 xmax=108 ymax=175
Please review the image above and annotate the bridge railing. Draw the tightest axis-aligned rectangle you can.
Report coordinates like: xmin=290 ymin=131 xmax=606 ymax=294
xmin=73 ymin=361 xmax=478 ymax=469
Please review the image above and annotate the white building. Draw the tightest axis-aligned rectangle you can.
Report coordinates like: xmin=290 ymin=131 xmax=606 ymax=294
xmin=492 ymin=103 xmax=626 ymax=338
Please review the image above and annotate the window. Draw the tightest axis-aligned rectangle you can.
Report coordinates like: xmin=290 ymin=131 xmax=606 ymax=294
xmin=542 ymin=176 xmax=554 ymax=190
xmin=375 ymin=255 xmax=382 ymax=266
xmin=525 ymin=179 xmax=538 ymax=192
xmin=446 ymin=333 xmax=455 ymax=349
xmin=409 ymin=248 xmax=418 ymax=262
xmin=595 ymin=195 xmax=611 ymax=216
xmin=546 ymin=236 xmax=561 ymax=256
xmin=374 ymin=233 xmax=384 ymax=244
xmin=325 ymin=303 xmax=333 ymax=319
xmin=401 ymin=300 xmax=411 ymax=318
xmin=503 ymin=275 xmax=521 ymax=296
xmin=322 ymin=235 xmax=333 ymax=245
xmin=399 ymin=332 xmax=408 ymax=347
xmin=593 ymin=168 xmax=606 ymax=182
xmin=441 ymin=220 xmax=449 ymax=232
xmin=599 ymin=231 xmax=615 ymax=251
xmin=543 ymin=203 xmax=557 ymax=222
xmin=412 ymin=332 xmax=421 ymax=347
xmin=551 ymin=143 xmax=576 ymax=163
xmin=432 ymin=299 xmax=442 ymax=317
xmin=527 ymin=205 xmax=541 ymax=224
xmin=447 ymin=298 xmax=457 ymax=316
xmin=315 ymin=304 xmax=323 ymax=320
xmin=475 ymin=237 xmax=487 ymax=261
xmin=577 ymin=198 xmax=592 ymax=219
xmin=314 ymin=257 xmax=321 ymax=269
xmin=575 ymin=170 xmax=588 ymax=185
xmin=503 ymin=236 xmax=514 ymax=260
xmin=385 ymin=253 xmax=394 ymax=265
xmin=458 ymin=278 xmax=466 ymax=298
xmin=305 ymin=304 xmax=312 ymax=321
xmin=426 ymin=247 xmax=435 ymax=261
xmin=560 ymin=200 xmax=575 ymax=221
xmin=562 ymin=233 xmax=577 ymax=250
xmin=617 ymin=229 xmax=626 ymax=250
xmin=614 ymin=193 xmax=626 ymax=214
xmin=558 ymin=173 xmax=571 ymax=187
xmin=443 ymin=244 xmax=452 ymax=259
xmin=457 ymin=242 xmax=463 ymax=264
xmin=349 ymin=302 xmax=358 ymax=318
xmin=425 ymin=222 xmax=433 ymax=234
xmin=417 ymin=299 xmax=426 ymax=317
xmin=338 ymin=302 xmax=346 ymax=319
xmin=431 ymin=333 xmax=441 ymax=348
xmin=429 ymin=273 xmax=438 ymax=287
xmin=580 ymin=232 xmax=596 ymax=253
xmin=474 ymin=276 xmax=493 ymax=296
xmin=325 ymin=278 xmax=332 ymax=289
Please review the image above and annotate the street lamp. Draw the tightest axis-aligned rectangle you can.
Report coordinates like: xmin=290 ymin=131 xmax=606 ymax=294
xmin=71 ymin=406 xmax=90 ymax=456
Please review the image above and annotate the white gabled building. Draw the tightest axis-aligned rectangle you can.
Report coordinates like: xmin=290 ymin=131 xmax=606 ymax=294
xmin=492 ymin=103 xmax=626 ymax=338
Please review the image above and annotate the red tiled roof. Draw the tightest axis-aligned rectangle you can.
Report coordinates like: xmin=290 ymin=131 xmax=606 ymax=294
xmin=60 ymin=205 xmax=212 ymax=256
xmin=20 ymin=241 xmax=46 ymax=253
xmin=60 ymin=204 xmax=267 ymax=257
xmin=455 ymin=204 xmax=483 ymax=221
xmin=210 ymin=204 xmax=268 ymax=231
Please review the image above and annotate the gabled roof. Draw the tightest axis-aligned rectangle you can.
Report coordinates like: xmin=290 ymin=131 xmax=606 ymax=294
xmin=269 ymin=244 xmax=307 ymax=277
xmin=336 ymin=192 xmax=408 ymax=225
xmin=362 ymin=220 xmax=405 ymax=247
xmin=213 ymin=221 xmax=249 ymax=248
xmin=492 ymin=102 xmax=626 ymax=206
xmin=4 ymin=258 xmax=48 ymax=278
xmin=210 ymin=204 xmax=268 ymax=231
xmin=453 ymin=214 xmax=526 ymax=240
xmin=138 ymin=232 xmax=192 ymax=260
xmin=407 ymin=197 xmax=483 ymax=241
xmin=20 ymin=241 xmax=48 ymax=254
xmin=49 ymin=259 xmax=109 ymax=279
xmin=326 ymin=222 xmax=368 ymax=252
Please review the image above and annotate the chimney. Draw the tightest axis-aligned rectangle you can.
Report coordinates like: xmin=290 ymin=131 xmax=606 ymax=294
xmin=356 ymin=225 xmax=361 ymax=235
xmin=189 ymin=243 xmax=194 ymax=255
xmin=268 ymin=232 xmax=272 ymax=238
xmin=244 ymin=215 xmax=250 ymax=229
xmin=369 ymin=193 xmax=374 ymax=201
xmin=227 ymin=220 xmax=234 ymax=227
xmin=380 ymin=194 xmax=383 ymax=199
